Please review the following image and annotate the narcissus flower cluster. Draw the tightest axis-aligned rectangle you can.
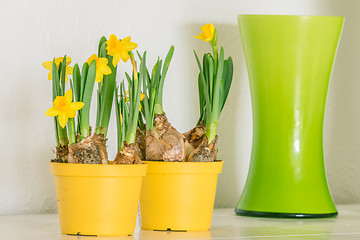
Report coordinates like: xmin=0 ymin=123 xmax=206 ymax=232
xmin=43 ymin=23 xmax=233 ymax=164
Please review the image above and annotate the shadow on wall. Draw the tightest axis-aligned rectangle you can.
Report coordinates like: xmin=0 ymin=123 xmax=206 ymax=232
xmin=322 ymin=0 xmax=360 ymax=204
xmin=182 ymin=22 xmax=252 ymax=208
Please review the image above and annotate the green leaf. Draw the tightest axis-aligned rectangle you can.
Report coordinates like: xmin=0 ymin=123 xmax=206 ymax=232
xmin=136 ymin=50 xmax=142 ymax=61
xmin=220 ymin=57 xmax=233 ymax=113
xmin=80 ymin=62 xmax=89 ymax=101
xmin=156 ymin=46 xmax=174 ymax=109
xmin=198 ymin=73 xmax=205 ymax=122
xmin=99 ymin=40 xmax=107 ymax=58
xmin=140 ymin=52 xmax=152 ymax=130
xmin=98 ymin=36 xmax=107 ymax=57
xmin=72 ymin=63 xmax=81 ymax=102
xmin=212 ymin=47 xmax=224 ymax=120
xmin=60 ymin=56 xmax=67 ymax=95
xmin=95 ymin=88 xmax=101 ymax=128
xmin=194 ymin=50 xmax=211 ymax=122
xmin=114 ymin=85 xmax=122 ymax=151
xmin=52 ymin=59 xmax=60 ymax=99
xmin=125 ymin=72 xmax=133 ymax=113
xmin=96 ymin=53 xmax=117 ymax=137
xmin=153 ymin=60 xmax=162 ymax=89
xmin=80 ymin=60 xmax=96 ymax=137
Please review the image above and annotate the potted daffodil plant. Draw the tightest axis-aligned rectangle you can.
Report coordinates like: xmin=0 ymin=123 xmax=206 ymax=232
xmin=139 ymin=23 xmax=233 ymax=231
xmin=45 ymin=34 xmax=147 ymax=236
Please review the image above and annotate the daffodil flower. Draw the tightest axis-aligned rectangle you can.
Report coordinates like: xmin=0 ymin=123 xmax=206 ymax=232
xmin=46 ymin=89 xmax=84 ymax=128
xmin=87 ymin=54 xmax=112 ymax=83
xmin=42 ymin=57 xmax=73 ymax=82
xmin=194 ymin=23 xmax=215 ymax=42
xmin=106 ymin=34 xmax=138 ymax=67
xmin=124 ymin=90 xmax=145 ymax=111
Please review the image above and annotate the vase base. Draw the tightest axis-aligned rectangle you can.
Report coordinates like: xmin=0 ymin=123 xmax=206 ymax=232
xmin=235 ymin=208 xmax=338 ymax=218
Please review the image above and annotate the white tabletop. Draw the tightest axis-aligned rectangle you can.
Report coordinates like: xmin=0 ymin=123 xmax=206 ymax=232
xmin=1 ymin=205 xmax=360 ymax=240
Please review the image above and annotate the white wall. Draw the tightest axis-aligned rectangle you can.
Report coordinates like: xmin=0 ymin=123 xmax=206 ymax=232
xmin=0 ymin=0 xmax=359 ymax=214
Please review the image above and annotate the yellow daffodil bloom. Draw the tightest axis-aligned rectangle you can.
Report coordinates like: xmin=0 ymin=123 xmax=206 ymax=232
xmin=87 ymin=54 xmax=112 ymax=83
xmin=45 ymin=89 xmax=84 ymax=128
xmin=194 ymin=23 xmax=215 ymax=42
xmin=124 ymin=91 xmax=145 ymax=111
xmin=42 ymin=57 xmax=73 ymax=82
xmin=106 ymin=34 xmax=138 ymax=66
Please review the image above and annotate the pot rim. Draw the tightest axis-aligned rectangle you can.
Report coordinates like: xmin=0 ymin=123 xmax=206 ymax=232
xmin=143 ymin=160 xmax=223 ymax=175
xmin=49 ymin=162 xmax=147 ymax=177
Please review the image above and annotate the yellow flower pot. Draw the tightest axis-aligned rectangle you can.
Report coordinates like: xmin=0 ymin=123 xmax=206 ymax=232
xmin=140 ymin=161 xmax=223 ymax=231
xmin=50 ymin=162 xmax=147 ymax=236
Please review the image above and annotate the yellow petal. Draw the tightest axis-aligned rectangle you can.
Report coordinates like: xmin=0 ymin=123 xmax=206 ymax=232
xmin=98 ymin=57 xmax=108 ymax=66
xmin=48 ymin=71 xmax=52 ymax=80
xmin=45 ymin=107 xmax=59 ymax=117
xmin=42 ymin=61 xmax=52 ymax=70
xmin=67 ymin=109 xmax=77 ymax=118
xmin=194 ymin=34 xmax=205 ymax=40
xmin=139 ymin=104 xmax=142 ymax=111
xmin=66 ymin=66 xmax=73 ymax=75
xmin=64 ymin=89 xmax=73 ymax=103
xmin=120 ymin=51 xmax=130 ymax=62
xmin=65 ymin=74 xmax=69 ymax=83
xmin=65 ymin=57 xmax=72 ymax=65
xmin=58 ymin=113 xmax=68 ymax=128
xmin=87 ymin=54 xmax=98 ymax=65
xmin=98 ymin=58 xmax=112 ymax=75
xmin=126 ymin=42 xmax=138 ymax=51
xmin=106 ymin=34 xmax=119 ymax=53
xmin=200 ymin=25 xmax=210 ymax=36
xmin=122 ymin=36 xmax=131 ymax=42
xmin=95 ymin=72 xmax=103 ymax=83
xmin=209 ymin=23 xmax=215 ymax=33
xmin=195 ymin=23 xmax=215 ymax=42
xmin=112 ymin=53 xmax=121 ymax=67
xmin=70 ymin=102 xmax=85 ymax=111
xmin=126 ymin=90 xmax=129 ymax=96
xmin=140 ymin=93 xmax=145 ymax=101
xmin=100 ymin=65 xmax=112 ymax=75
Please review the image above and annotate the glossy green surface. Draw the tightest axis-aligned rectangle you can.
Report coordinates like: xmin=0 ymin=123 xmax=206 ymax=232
xmin=236 ymin=15 xmax=344 ymax=216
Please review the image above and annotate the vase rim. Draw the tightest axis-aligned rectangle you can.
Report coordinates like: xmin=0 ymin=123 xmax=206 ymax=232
xmin=238 ymin=14 xmax=344 ymax=19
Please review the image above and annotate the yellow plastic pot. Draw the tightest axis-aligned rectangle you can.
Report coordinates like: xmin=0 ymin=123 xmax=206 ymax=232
xmin=140 ymin=161 xmax=223 ymax=231
xmin=50 ymin=162 xmax=147 ymax=236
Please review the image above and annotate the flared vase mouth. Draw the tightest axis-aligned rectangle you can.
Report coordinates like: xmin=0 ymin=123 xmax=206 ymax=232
xmin=238 ymin=14 xmax=344 ymax=19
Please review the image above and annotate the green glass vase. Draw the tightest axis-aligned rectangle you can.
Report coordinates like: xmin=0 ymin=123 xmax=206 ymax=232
xmin=236 ymin=15 xmax=344 ymax=218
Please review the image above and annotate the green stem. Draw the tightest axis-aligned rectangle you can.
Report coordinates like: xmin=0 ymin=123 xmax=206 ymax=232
xmin=67 ymin=118 xmax=76 ymax=145
xmin=57 ymin=119 xmax=69 ymax=146
xmin=115 ymin=87 xmax=122 ymax=152
xmin=206 ymin=120 xmax=218 ymax=144
xmin=125 ymin=52 xmax=141 ymax=144
xmin=154 ymin=103 xmax=163 ymax=115
xmin=126 ymin=132 xmax=136 ymax=144
xmin=54 ymin=118 xmax=60 ymax=147
xmin=96 ymin=126 xmax=107 ymax=136
xmin=212 ymin=45 xmax=218 ymax=73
